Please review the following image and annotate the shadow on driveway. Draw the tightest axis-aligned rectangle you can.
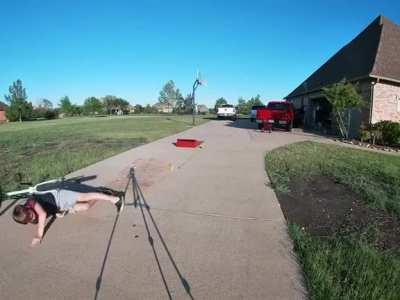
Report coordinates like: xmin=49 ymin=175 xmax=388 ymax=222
xmin=94 ymin=168 xmax=194 ymax=300
xmin=129 ymin=168 xmax=194 ymax=300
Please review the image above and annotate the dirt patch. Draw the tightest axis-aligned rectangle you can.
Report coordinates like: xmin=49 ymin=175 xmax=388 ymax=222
xmin=340 ymin=199 xmax=400 ymax=251
xmin=110 ymin=158 xmax=174 ymax=191
xmin=277 ymin=176 xmax=400 ymax=251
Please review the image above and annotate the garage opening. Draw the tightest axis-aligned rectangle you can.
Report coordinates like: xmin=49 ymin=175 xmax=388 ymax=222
xmin=308 ymin=97 xmax=333 ymax=134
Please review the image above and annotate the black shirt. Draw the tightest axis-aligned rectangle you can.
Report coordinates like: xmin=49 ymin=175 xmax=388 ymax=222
xmin=34 ymin=193 xmax=58 ymax=215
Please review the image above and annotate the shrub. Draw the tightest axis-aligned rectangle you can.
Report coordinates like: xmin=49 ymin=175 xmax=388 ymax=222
xmin=44 ymin=109 xmax=58 ymax=120
xmin=375 ymin=121 xmax=400 ymax=146
xmin=359 ymin=121 xmax=400 ymax=146
xmin=32 ymin=108 xmax=59 ymax=120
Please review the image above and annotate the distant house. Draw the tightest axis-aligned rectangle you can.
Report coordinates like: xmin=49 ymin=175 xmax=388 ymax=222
xmin=286 ymin=16 xmax=400 ymax=137
xmin=128 ymin=105 xmax=135 ymax=114
xmin=0 ymin=101 xmax=8 ymax=123
xmin=197 ymin=104 xmax=208 ymax=114
xmin=154 ymin=103 xmax=173 ymax=113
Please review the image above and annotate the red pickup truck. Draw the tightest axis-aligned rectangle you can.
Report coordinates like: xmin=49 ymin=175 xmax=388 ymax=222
xmin=256 ymin=100 xmax=295 ymax=131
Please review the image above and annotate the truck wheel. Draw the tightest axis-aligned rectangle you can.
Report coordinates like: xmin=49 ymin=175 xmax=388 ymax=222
xmin=257 ymin=123 xmax=262 ymax=130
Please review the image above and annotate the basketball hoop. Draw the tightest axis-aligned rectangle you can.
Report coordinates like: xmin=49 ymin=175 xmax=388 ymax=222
xmin=197 ymin=71 xmax=207 ymax=86
xmin=198 ymin=79 xmax=207 ymax=86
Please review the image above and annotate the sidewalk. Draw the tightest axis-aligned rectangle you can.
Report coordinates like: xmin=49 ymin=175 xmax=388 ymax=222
xmin=0 ymin=119 xmax=319 ymax=299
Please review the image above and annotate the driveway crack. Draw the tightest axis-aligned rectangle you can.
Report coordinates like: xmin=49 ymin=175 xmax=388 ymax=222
xmin=141 ymin=205 xmax=280 ymax=222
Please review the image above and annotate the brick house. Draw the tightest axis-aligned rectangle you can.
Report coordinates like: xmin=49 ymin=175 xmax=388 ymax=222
xmin=0 ymin=101 xmax=8 ymax=123
xmin=286 ymin=15 xmax=400 ymax=137
xmin=154 ymin=103 xmax=173 ymax=113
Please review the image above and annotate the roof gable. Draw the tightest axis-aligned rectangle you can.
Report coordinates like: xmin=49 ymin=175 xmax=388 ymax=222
xmin=371 ymin=16 xmax=400 ymax=81
xmin=287 ymin=15 xmax=400 ymax=98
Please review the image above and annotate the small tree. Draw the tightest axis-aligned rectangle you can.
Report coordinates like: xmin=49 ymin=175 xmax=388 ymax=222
xmin=174 ymin=94 xmax=185 ymax=113
xmin=83 ymin=97 xmax=103 ymax=115
xmin=134 ymin=104 xmax=143 ymax=114
xmin=102 ymin=95 xmax=117 ymax=115
xmin=59 ymin=96 xmax=73 ymax=116
xmin=322 ymin=80 xmax=362 ymax=139
xmin=71 ymin=104 xmax=83 ymax=116
xmin=158 ymin=80 xmax=183 ymax=112
xmin=214 ymin=97 xmax=228 ymax=111
xmin=38 ymin=99 xmax=53 ymax=110
xmin=5 ymin=79 xmax=33 ymax=122
xmin=183 ymin=94 xmax=193 ymax=114
xmin=143 ymin=104 xmax=157 ymax=114
xmin=237 ymin=97 xmax=247 ymax=115
xmin=247 ymin=94 xmax=263 ymax=108
xmin=34 ymin=99 xmax=57 ymax=120
xmin=115 ymin=98 xmax=130 ymax=114
xmin=102 ymin=95 xmax=129 ymax=115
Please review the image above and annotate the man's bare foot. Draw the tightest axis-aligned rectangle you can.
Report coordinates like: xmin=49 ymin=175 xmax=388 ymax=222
xmin=56 ymin=211 xmax=68 ymax=218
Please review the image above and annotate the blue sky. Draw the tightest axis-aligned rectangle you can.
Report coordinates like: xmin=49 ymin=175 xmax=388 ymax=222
xmin=1 ymin=0 xmax=400 ymax=107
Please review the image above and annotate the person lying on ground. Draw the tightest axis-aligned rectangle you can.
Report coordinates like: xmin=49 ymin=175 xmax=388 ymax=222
xmin=12 ymin=190 xmax=124 ymax=247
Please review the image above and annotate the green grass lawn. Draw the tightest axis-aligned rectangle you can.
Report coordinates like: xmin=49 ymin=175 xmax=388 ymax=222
xmin=265 ymin=142 xmax=400 ymax=300
xmin=0 ymin=115 xmax=208 ymax=193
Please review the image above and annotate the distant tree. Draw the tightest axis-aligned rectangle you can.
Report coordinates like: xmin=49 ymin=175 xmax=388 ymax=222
xmin=102 ymin=95 xmax=118 ymax=115
xmin=71 ymin=104 xmax=83 ymax=116
xmin=158 ymin=80 xmax=183 ymax=112
xmin=38 ymin=98 xmax=53 ymax=110
xmin=247 ymin=94 xmax=263 ymax=108
xmin=322 ymin=80 xmax=362 ymax=139
xmin=5 ymin=79 xmax=33 ymax=122
xmin=237 ymin=97 xmax=247 ymax=115
xmin=184 ymin=94 xmax=193 ymax=114
xmin=174 ymin=94 xmax=185 ymax=113
xmin=33 ymin=98 xmax=57 ymax=120
xmin=134 ymin=104 xmax=143 ymax=114
xmin=115 ymin=98 xmax=130 ymax=114
xmin=83 ymin=97 xmax=103 ymax=115
xmin=44 ymin=109 xmax=58 ymax=119
xmin=214 ymin=97 xmax=228 ymax=111
xmin=143 ymin=104 xmax=158 ymax=114
xmin=59 ymin=96 xmax=73 ymax=116
xmin=237 ymin=94 xmax=264 ymax=115
xmin=102 ymin=95 xmax=129 ymax=115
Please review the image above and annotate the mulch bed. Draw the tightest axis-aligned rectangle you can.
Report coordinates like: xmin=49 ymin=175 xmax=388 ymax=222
xmin=277 ymin=176 xmax=400 ymax=252
xmin=336 ymin=139 xmax=400 ymax=153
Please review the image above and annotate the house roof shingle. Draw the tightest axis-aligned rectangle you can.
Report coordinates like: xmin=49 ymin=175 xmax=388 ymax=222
xmin=287 ymin=15 xmax=400 ymax=98
xmin=371 ymin=16 xmax=400 ymax=81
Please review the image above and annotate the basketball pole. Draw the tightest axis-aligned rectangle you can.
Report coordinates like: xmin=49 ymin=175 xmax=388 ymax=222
xmin=191 ymin=78 xmax=200 ymax=126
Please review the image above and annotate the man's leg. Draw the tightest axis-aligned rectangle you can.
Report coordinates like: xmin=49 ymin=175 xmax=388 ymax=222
xmin=77 ymin=192 xmax=118 ymax=204
xmin=77 ymin=192 xmax=124 ymax=212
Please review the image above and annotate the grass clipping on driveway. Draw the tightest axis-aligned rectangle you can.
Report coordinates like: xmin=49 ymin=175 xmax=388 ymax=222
xmin=265 ymin=141 xmax=400 ymax=300
xmin=0 ymin=115 xmax=207 ymax=192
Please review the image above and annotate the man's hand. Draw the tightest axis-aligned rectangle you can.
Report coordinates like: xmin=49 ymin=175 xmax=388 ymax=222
xmin=31 ymin=236 xmax=42 ymax=247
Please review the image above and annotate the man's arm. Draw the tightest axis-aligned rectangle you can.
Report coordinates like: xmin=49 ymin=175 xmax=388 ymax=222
xmin=31 ymin=202 xmax=47 ymax=246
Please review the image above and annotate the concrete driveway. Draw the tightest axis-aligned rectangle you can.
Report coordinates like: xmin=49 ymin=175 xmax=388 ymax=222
xmin=0 ymin=119 xmax=321 ymax=300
